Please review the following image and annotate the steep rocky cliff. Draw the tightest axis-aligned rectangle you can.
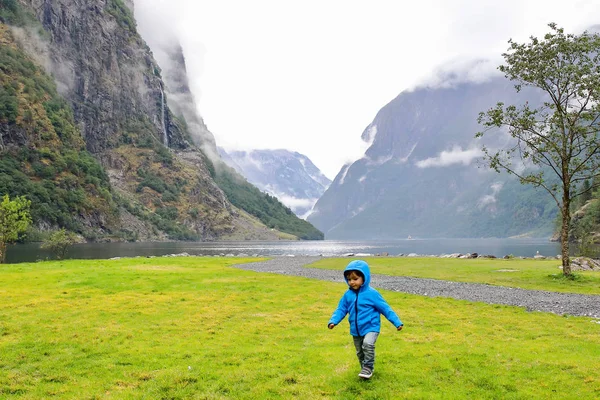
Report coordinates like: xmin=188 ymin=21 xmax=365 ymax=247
xmin=132 ymin=6 xmax=217 ymax=158
xmin=308 ymin=78 xmax=557 ymax=239
xmin=0 ymin=0 xmax=321 ymax=241
xmin=0 ymin=22 xmax=118 ymax=237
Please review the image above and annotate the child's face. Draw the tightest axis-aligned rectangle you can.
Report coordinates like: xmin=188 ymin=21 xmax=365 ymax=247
xmin=346 ymin=271 xmax=364 ymax=290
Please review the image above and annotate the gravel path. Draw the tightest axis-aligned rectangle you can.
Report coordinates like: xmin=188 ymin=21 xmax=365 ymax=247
xmin=233 ymin=256 xmax=600 ymax=319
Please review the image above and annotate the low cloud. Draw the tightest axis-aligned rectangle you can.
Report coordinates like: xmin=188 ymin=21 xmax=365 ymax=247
xmin=365 ymin=154 xmax=393 ymax=167
xmin=362 ymin=124 xmax=378 ymax=146
xmin=275 ymin=194 xmax=318 ymax=219
xmin=277 ymin=195 xmax=317 ymax=210
xmin=235 ymin=153 xmax=266 ymax=173
xmin=416 ymin=146 xmax=483 ymax=168
xmin=413 ymin=58 xmax=502 ymax=90
xmin=337 ymin=164 xmax=351 ymax=185
xmin=478 ymin=182 xmax=504 ymax=208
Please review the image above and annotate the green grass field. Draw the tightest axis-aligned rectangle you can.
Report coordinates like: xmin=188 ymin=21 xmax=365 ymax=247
xmin=1 ymin=257 xmax=599 ymax=399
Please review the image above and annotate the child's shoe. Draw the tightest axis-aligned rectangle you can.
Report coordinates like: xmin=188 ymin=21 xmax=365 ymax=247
xmin=358 ymin=366 xmax=373 ymax=379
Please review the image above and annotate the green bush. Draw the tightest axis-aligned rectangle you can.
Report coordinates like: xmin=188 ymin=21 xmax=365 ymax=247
xmin=40 ymin=228 xmax=79 ymax=259
xmin=0 ymin=83 xmax=18 ymax=123
xmin=106 ymin=0 xmax=136 ymax=33
xmin=0 ymin=0 xmax=37 ymax=28
xmin=154 ymin=145 xmax=173 ymax=165
xmin=137 ymin=173 xmax=167 ymax=193
xmin=161 ymin=191 xmax=178 ymax=202
xmin=156 ymin=206 xmax=178 ymax=220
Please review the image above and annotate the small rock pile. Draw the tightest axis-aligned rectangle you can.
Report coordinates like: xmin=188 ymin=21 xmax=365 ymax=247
xmin=570 ymin=257 xmax=600 ymax=271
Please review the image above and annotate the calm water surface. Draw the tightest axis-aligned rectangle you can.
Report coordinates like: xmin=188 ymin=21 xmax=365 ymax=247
xmin=5 ymin=238 xmax=564 ymax=263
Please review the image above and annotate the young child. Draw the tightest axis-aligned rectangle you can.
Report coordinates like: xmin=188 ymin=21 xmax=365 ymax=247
xmin=328 ymin=259 xmax=403 ymax=379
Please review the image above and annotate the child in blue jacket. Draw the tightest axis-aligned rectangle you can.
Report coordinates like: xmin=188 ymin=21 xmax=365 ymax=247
xmin=328 ymin=260 xmax=403 ymax=379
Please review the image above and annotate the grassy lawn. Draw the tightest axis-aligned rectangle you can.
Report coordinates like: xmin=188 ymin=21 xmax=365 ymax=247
xmin=307 ymin=257 xmax=600 ymax=295
xmin=1 ymin=257 xmax=599 ymax=399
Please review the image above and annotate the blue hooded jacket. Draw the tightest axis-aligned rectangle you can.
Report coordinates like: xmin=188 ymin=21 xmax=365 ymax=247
xmin=328 ymin=260 xmax=403 ymax=336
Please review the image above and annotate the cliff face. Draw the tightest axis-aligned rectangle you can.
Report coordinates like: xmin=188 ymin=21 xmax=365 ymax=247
xmin=0 ymin=22 xmax=118 ymax=237
xmin=308 ymin=78 xmax=557 ymax=239
xmin=144 ymin=39 xmax=217 ymax=157
xmin=21 ymin=0 xmax=187 ymax=151
xmin=1 ymin=0 xmax=305 ymax=241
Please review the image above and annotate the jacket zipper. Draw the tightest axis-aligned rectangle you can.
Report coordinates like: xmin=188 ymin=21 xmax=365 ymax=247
xmin=354 ymin=290 xmax=360 ymax=336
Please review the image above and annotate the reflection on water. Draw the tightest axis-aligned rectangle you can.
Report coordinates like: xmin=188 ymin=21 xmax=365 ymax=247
xmin=5 ymin=238 xmax=564 ymax=264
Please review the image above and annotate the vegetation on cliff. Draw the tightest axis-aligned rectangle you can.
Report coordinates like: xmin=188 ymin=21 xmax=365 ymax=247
xmin=0 ymin=0 xmax=36 ymax=27
xmin=0 ymin=24 xmax=119 ymax=238
xmin=568 ymin=180 xmax=600 ymax=256
xmin=0 ymin=1 xmax=323 ymax=242
xmin=214 ymin=164 xmax=324 ymax=240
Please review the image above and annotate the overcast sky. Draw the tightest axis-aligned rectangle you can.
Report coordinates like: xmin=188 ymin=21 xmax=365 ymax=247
xmin=135 ymin=0 xmax=600 ymax=179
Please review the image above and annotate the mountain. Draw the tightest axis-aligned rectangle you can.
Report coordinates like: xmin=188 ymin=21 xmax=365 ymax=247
xmin=131 ymin=2 xmax=322 ymax=240
xmin=308 ymin=76 xmax=558 ymax=239
xmin=0 ymin=0 xmax=322 ymax=241
xmin=218 ymin=148 xmax=331 ymax=219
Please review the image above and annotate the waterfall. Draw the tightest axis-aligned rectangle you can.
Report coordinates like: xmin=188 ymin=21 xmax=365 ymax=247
xmin=160 ymin=85 xmax=168 ymax=147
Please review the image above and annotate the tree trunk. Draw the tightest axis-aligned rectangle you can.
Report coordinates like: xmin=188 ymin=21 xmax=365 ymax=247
xmin=561 ymin=203 xmax=572 ymax=276
xmin=0 ymin=241 xmax=6 ymax=264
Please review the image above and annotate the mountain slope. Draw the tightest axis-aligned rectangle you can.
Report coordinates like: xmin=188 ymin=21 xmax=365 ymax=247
xmin=308 ymin=77 xmax=557 ymax=239
xmin=218 ymin=148 xmax=331 ymax=219
xmin=0 ymin=0 xmax=321 ymax=241
xmin=132 ymin=1 xmax=323 ymax=240
xmin=0 ymin=23 xmax=119 ymax=237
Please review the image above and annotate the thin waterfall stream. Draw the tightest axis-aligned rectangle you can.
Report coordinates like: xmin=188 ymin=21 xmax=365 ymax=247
xmin=160 ymin=85 xmax=168 ymax=146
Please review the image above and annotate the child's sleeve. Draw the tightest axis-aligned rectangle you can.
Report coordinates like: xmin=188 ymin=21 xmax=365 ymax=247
xmin=373 ymin=291 xmax=403 ymax=327
xmin=328 ymin=293 xmax=349 ymax=326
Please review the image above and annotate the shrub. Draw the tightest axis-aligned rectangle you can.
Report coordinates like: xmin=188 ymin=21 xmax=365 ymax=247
xmin=41 ymin=228 xmax=79 ymax=259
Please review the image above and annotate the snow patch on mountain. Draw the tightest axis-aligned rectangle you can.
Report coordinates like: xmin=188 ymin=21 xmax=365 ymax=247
xmin=218 ymin=148 xmax=331 ymax=218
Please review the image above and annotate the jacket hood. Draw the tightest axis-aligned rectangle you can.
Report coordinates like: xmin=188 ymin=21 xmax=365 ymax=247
xmin=343 ymin=260 xmax=371 ymax=289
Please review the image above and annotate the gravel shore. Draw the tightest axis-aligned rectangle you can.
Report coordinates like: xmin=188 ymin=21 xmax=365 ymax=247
xmin=233 ymin=256 xmax=600 ymax=319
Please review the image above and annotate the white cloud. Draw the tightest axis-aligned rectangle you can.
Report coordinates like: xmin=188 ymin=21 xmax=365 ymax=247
xmin=365 ymin=154 xmax=393 ymax=167
xmin=275 ymin=194 xmax=319 ymax=219
xmin=490 ymin=182 xmax=504 ymax=193
xmin=363 ymin=124 xmax=378 ymax=146
xmin=416 ymin=58 xmax=501 ymax=90
xmin=133 ymin=0 xmax=600 ymax=179
xmin=236 ymin=154 xmax=265 ymax=173
xmin=478 ymin=181 xmax=504 ymax=208
xmin=277 ymin=194 xmax=317 ymax=210
xmin=478 ymin=195 xmax=497 ymax=207
xmin=416 ymin=146 xmax=483 ymax=168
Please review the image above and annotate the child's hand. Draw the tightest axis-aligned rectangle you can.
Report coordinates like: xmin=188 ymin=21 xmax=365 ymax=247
xmin=328 ymin=323 xmax=335 ymax=329
xmin=397 ymin=325 xmax=403 ymax=331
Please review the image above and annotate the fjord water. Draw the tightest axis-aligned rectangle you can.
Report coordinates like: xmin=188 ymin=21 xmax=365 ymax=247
xmin=5 ymin=238 xmax=563 ymax=263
